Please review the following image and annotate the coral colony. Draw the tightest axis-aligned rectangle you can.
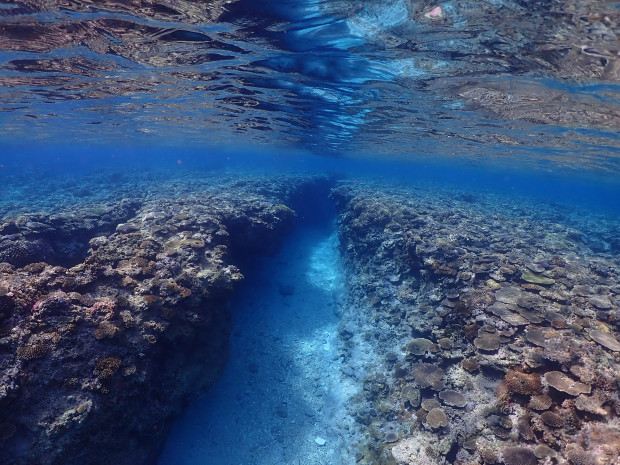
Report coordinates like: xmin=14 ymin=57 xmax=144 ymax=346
xmin=331 ymin=181 xmax=620 ymax=465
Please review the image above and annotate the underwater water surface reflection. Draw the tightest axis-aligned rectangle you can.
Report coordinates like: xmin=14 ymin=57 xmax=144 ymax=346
xmin=0 ymin=0 xmax=619 ymax=173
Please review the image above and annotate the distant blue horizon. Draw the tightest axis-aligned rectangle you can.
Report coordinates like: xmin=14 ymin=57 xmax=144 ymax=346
xmin=2 ymin=142 xmax=619 ymax=216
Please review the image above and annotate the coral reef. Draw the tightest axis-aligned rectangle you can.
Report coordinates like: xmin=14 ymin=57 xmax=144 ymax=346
xmin=2 ymin=172 xmax=618 ymax=465
xmin=0 ymin=174 xmax=334 ymax=465
xmin=331 ymin=180 xmax=620 ymax=465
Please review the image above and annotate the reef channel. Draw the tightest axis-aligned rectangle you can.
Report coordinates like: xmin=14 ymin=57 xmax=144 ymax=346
xmin=0 ymin=172 xmax=619 ymax=465
xmin=159 ymin=213 xmax=354 ymax=464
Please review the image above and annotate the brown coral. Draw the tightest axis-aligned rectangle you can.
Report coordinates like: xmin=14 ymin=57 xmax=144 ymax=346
xmin=505 ymin=369 xmax=542 ymax=395
xmin=540 ymin=411 xmax=563 ymax=428
xmin=426 ymin=407 xmax=448 ymax=429
xmin=405 ymin=338 xmax=434 ymax=355
xmin=142 ymin=295 xmax=158 ymax=307
xmin=564 ymin=444 xmax=594 ymax=465
xmin=574 ymin=394 xmax=607 ymax=416
xmin=517 ymin=414 xmax=535 ymax=441
xmin=411 ymin=362 xmax=446 ymax=390
xmin=545 ymin=371 xmax=591 ymax=396
xmin=401 ymin=385 xmax=420 ymax=407
xmin=93 ymin=356 xmax=121 ymax=379
xmin=495 ymin=307 xmax=529 ymax=326
xmin=474 ymin=332 xmax=500 ymax=351
xmin=480 ymin=448 xmax=500 ymax=464
xmin=439 ymin=389 xmax=467 ymax=407
xmin=542 ymin=337 xmax=573 ymax=363
xmin=93 ymin=321 xmax=119 ymax=339
xmin=421 ymin=398 xmax=440 ymax=411
xmin=461 ymin=357 xmax=479 ymax=372
xmin=120 ymin=310 xmax=136 ymax=328
xmin=502 ymin=446 xmax=537 ymax=465
xmin=534 ymin=445 xmax=557 ymax=459
xmin=528 ymin=393 xmax=553 ymax=411
xmin=17 ymin=342 xmax=48 ymax=360
xmin=525 ymin=328 xmax=547 ymax=347
xmin=589 ymin=329 xmax=620 ymax=352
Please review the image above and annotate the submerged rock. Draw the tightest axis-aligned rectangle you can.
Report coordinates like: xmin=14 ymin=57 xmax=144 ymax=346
xmin=331 ymin=179 xmax=620 ymax=465
xmin=0 ymin=175 xmax=331 ymax=465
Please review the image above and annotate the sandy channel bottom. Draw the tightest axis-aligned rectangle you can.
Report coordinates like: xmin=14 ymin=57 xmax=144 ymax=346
xmin=158 ymin=223 xmax=360 ymax=465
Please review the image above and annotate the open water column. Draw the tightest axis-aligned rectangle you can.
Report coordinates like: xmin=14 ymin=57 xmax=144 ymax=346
xmin=159 ymin=200 xmax=357 ymax=464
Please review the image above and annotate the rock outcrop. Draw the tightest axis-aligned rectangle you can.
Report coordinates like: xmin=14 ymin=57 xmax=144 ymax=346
xmin=331 ymin=180 xmax=620 ymax=465
xmin=0 ymin=174 xmax=333 ymax=465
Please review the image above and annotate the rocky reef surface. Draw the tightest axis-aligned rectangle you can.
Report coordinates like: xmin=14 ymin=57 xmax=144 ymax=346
xmin=0 ymin=172 xmax=334 ymax=465
xmin=2 ymin=169 xmax=619 ymax=465
xmin=331 ymin=181 xmax=620 ymax=465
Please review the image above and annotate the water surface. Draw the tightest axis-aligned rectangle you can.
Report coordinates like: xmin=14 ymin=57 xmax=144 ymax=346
xmin=1 ymin=0 xmax=619 ymax=175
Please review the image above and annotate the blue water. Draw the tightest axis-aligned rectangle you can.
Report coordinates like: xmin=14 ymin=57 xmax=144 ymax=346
xmin=2 ymin=144 xmax=619 ymax=216
xmin=2 ymin=0 xmax=620 ymax=165
xmin=1 ymin=0 xmax=620 ymax=464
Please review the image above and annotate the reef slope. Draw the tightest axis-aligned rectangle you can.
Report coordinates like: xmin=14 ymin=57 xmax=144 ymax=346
xmin=0 ymin=175 xmax=332 ymax=465
xmin=332 ymin=180 xmax=620 ymax=465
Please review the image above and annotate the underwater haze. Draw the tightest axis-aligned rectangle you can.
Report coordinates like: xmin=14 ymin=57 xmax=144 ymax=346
xmin=1 ymin=1 xmax=620 ymax=465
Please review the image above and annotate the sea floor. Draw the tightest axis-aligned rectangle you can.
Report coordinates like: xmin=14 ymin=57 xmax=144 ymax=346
xmin=158 ymin=223 xmax=360 ymax=465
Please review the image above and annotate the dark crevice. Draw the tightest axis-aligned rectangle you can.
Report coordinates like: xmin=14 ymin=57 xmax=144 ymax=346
xmin=225 ymin=176 xmax=338 ymax=270
xmin=286 ymin=176 xmax=339 ymax=227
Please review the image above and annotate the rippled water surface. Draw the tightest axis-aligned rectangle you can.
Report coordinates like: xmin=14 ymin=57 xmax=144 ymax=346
xmin=1 ymin=0 xmax=619 ymax=174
